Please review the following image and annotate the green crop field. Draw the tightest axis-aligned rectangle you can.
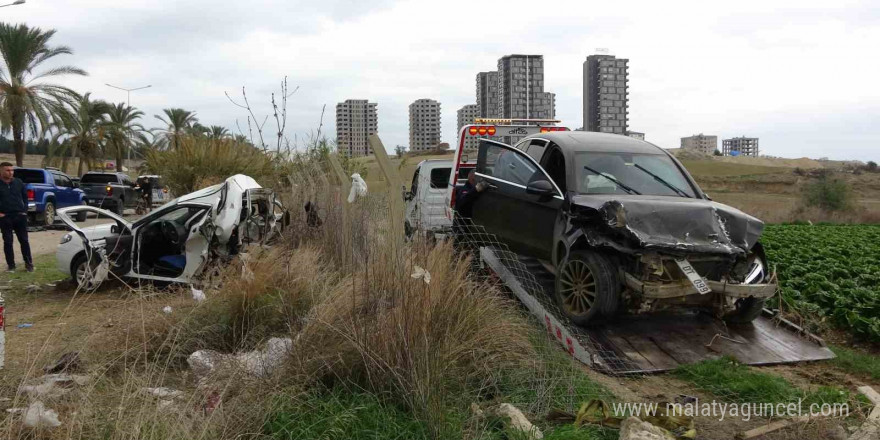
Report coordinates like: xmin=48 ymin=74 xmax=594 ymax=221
xmin=761 ymin=224 xmax=880 ymax=341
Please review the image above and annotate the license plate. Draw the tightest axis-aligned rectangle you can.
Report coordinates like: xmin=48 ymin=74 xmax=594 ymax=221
xmin=675 ymin=259 xmax=712 ymax=295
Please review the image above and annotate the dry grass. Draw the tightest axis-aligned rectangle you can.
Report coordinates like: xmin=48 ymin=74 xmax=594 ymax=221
xmin=0 ymin=164 xmax=533 ymax=438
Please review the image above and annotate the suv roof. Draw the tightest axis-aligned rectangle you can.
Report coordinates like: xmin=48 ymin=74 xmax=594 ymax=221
xmin=524 ymin=131 xmax=666 ymax=155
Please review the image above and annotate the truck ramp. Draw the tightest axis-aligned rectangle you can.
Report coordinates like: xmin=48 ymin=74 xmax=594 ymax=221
xmin=479 ymin=247 xmax=835 ymax=375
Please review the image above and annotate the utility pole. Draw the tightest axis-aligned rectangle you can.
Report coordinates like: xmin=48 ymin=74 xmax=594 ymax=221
xmin=105 ymin=83 xmax=151 ymax=165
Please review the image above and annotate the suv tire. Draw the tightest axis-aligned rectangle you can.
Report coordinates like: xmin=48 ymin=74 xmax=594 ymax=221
xmin=40 ymin=201 xmax=56 ymax=226
xmin=555 ymin=250 xmax=619 ymax=326
xmin=114 ymin=198 xmax=124 ymax=215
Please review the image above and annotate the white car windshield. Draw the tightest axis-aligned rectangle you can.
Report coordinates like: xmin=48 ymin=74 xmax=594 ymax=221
xmin=574 ymin=152 xmax=695 ymax=197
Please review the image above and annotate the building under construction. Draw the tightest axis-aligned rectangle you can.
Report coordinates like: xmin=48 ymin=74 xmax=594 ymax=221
xmin=722 ymin=136 xmax=759 ymax=157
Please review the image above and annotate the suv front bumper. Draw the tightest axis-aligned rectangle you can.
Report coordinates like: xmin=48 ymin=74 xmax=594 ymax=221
xmin=623 ymin=272 xmax=777 ymax=299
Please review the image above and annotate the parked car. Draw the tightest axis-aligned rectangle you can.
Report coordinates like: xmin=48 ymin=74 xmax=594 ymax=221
xmin=463 ymin=132 xmax=776 ymax=326
xmin=79 ymin=172 xmax=139 ymax=215
xmin=404 ymin=159 xmax=453 ymax=238
xmin=12 ymin=168 xmax=87 ymax=226
xmin=56 ymin=174 xmax=290 ymax=290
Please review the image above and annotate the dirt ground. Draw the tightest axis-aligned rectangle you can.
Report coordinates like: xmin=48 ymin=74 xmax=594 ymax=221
xmin=24 ymin=210 xmax=143 ymax=259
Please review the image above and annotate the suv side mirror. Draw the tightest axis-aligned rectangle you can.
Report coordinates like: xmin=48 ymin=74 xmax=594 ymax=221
xmin=526 ymin=179 xmax=554 ymax=196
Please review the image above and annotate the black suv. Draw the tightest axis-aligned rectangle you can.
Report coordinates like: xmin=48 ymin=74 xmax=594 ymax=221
xmin=467 ymin=132 xmax=776 ymax=326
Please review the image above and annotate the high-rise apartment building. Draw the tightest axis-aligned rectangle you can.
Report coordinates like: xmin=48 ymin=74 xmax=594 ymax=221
xmin=497 ymin=54 xmax=553 ymax=120
xmin=681 ymin=134 xmax=718 ymax=155
xmin=542 ymin=92 xmax=556 ymax=119
xmin=336 ymin=99 xmax=377 ymax=157
xmin=476 ymin=71 xmax=499 ymax=118
xmin=457 ymin=104 xmax=480 ymax=150
xmin=722 ymin=137 xmax=759 ymax=157
xmin=583 ymin=54 xmax=629 ymax=134
xmin=409 ymin=99 xmax=442 ymax=152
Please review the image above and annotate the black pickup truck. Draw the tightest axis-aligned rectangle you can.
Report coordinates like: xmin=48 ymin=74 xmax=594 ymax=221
xmin=79 ymin=172 xmax=139 ymax=215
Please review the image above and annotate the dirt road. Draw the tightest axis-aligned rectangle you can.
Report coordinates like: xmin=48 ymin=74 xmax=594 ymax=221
xmin=26 ymin=210 xmax=144 ymax=257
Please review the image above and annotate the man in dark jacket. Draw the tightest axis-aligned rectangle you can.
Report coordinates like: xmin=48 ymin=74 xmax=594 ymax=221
xmin=0 ymin=162 xmax=33 ymax=272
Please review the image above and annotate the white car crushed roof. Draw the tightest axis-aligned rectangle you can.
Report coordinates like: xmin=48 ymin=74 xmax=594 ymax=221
xmin=56 ymin=174 xmax=289 ymax=290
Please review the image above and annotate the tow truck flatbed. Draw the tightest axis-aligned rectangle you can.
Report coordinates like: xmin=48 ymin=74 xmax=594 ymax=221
xmin=480 ymin=247 xmax=835 ymax=375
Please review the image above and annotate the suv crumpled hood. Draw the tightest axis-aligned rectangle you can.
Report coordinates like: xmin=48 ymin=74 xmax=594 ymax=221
xmin=570 ymin=195 xmax=764 ymax=256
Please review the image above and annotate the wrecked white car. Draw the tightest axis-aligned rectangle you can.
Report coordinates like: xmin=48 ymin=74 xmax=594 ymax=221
xmin=56 ymin=175 xmax=289 ymax=290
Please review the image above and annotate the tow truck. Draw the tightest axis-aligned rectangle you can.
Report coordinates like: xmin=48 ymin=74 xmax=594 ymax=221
xmin=436 ymin=118 xmax=834 ymax=374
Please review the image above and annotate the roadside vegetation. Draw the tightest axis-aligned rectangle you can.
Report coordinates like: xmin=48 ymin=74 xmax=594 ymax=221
xmin=674 ymin=357 xmax=862 ymax=409
xmin=761 ymin=224 xmax=880 ymax=341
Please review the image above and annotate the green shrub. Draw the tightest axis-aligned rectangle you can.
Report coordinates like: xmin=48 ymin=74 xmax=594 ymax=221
xmin=802 ymin=175 xmax=853 ymax=211
xmin=144 ymin=135 xmax=281 ymax=195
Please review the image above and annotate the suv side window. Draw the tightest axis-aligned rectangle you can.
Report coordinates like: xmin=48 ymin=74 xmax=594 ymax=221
xmin=53 ymin=173 xmax=72 ymax=188
xmin=525 ymin=140 xmax=548 ymax=163
xmin=477 ymin=141 xmax=538 ymax=187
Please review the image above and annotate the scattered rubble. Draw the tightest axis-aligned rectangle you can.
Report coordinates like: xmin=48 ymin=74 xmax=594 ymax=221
xmin=188 ymin=337 xmax=293 ymax=380
xmin=619 ymin=416 xmax=675 ymax=440
xmin=472 ymin=403 xmax=542 ymax=440
xmin=23 ymin=401 xmax=61 ymax=429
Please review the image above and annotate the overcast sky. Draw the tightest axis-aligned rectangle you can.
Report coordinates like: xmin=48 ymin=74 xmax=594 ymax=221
xmin=6 ymin=0 xmax=879 ymax=161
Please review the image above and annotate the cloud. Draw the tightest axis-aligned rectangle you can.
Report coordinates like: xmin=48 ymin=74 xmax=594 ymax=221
xmin=1 ymin=0 xmax=876 ymax=161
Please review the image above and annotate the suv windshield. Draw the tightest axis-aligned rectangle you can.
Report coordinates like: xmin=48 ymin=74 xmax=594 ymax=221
xmin=574 ymin=152 xmax=695 ymax=197
xmin=81 ymin=174 xmax=119 ymax=184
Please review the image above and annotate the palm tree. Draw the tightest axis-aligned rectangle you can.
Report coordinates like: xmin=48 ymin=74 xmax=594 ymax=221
xmin=105 ymin=103 xmax=146 ymax=170
xmin=52 ymin=93 xmax=112 ymax=176
xmin=154 ymin=108 xmax=197 ymax=149
xmin=0 ymin=23 xmax=85 ymax=166
xmin=208 ymin=125 xmax=230 ymax=139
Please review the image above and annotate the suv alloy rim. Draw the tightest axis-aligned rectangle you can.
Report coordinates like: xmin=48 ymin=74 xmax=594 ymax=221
xmin=559 ymin=259 xmax=597 ymax=316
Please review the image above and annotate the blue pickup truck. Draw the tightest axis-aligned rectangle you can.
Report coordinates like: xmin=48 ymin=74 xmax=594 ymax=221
xmin=12 ymin=168 xmax=88 ymax=226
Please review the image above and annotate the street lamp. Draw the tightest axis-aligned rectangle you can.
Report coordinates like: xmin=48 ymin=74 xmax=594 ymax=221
xmin=0 ymin=0 xmax=26 ymax=8
xmin=105 ymin=83 xmax=151 ymax=163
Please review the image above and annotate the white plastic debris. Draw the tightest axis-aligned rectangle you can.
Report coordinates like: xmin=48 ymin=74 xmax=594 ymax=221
xmin=19 ymin=374 xmax=91 ymax=398
xmin=411 ymin=266 xmax=431 ymax=284
xmin=23 ymin=401 xmax=61 ymax=429
xmin=191 ymin=286 xmax=206 ymax=303
xmin=140 ymin=387 xmax=184 ymax=400
xmin=187 ymin=337 xmax=293 ymax=380
xmin=348 ymin=173 xmax=368 ymax=203
xmin=162 ymin=306 xmax=173 ymax=314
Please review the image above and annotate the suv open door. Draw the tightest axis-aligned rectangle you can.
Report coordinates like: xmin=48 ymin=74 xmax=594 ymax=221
xmin=447 ymin=118 xmax=568 ymax=219
xmin=471 ymin=139 xmax=565 ymax=259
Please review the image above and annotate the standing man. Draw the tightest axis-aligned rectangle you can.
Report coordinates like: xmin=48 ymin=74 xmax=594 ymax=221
xmin=0 ymin=162 xmax=33 ymax=272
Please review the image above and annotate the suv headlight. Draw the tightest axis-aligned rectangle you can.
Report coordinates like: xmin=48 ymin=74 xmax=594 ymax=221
xmin=60 ymin=233 xmax=72 ymax=245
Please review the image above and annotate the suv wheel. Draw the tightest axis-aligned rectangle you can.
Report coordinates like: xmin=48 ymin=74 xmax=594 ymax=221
xmin=40 ymin=201 xmax=56 ymax=226
xmin=114 ymin=198 xmax=124 ymax=215
xmin=555 ymin=250 xmax=619 ymax=326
